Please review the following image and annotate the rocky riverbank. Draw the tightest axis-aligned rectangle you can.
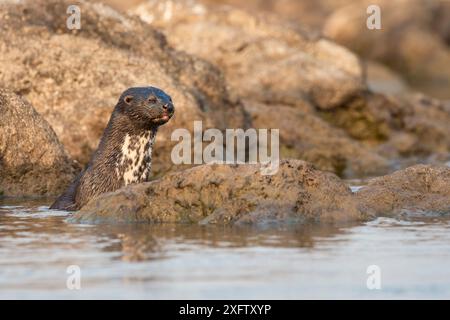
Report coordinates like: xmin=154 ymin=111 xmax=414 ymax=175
xmin=1 ymin=0 xmax=449 ymax=225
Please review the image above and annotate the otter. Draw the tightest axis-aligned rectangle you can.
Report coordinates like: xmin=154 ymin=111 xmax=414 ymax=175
xmin=50 ymin=87 xmax=174 ymax=211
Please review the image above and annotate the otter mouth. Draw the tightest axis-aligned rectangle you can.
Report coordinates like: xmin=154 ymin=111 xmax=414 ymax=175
xmin=153 ymin=112 xmax=174 ymax=124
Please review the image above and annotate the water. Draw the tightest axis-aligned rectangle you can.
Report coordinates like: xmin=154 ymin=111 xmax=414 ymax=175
xmin=1 ymin=198 xmax=450 ymax=299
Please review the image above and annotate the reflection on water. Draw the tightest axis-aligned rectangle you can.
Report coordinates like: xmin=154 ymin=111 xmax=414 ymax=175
xmin=1 ymin=198 xmax=450 ymax=299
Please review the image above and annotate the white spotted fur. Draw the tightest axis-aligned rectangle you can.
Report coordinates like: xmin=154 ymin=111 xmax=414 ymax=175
xmin=117 ymin=132 xmax=155 ymax=185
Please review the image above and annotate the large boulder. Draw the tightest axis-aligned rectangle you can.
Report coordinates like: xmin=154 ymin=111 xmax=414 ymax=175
xmin=70 ymin=160 xmax=365 ymax=225
xmin=0 ymin=0 xmax=247 ymax=175
xmin=131 ymin=0 xmax=366 ymax=110
xmin=0 ymin=89 xmax=79 ymax=197
xmin=356 ymin=164 xmax=450 ymax=217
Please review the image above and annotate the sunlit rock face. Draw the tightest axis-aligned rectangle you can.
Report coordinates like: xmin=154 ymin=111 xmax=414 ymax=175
xmin=0 ymin=0 xmax=248 ymax=176
xmin=0 ymin=89 xmax=79 ymax=197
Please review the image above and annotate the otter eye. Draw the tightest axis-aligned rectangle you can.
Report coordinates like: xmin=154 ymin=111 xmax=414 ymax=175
xmin=124 ymin=95 xmax=133 ymax=105
xmin=148 ymin=96 xmax=157 ymax=104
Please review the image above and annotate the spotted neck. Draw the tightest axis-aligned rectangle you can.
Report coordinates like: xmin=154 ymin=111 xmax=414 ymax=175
xmin=115 ymin=129 xmax=157 ymax=186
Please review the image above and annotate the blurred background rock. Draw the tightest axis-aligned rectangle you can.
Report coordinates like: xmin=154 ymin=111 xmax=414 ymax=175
xmin=102 ymin=0 xmax=450 ymax=100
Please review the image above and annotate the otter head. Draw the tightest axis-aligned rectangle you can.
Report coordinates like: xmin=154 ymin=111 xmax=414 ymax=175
xmin=117 ymin=86 xmax=175 ymax=128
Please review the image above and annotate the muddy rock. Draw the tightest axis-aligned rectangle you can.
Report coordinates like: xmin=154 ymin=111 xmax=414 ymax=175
xmin=70 ymin=160 xmax=364 ymax=225
xmin=131 ymin=0 xmax=366 ymax=110
xmin=0 ymin=0 xmax=247 ymax=174
xmin=0 ymin=89 xmax=79 ymax=197
xmin=356 ymin=164 xmax=450 ymax=217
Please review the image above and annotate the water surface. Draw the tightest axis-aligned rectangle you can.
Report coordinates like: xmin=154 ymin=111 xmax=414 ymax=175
xmin=1 ymin=198 xmax=450 ymax=299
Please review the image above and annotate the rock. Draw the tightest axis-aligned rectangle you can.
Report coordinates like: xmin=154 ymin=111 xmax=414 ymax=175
xmin=130 ymin=0 xmax=450 ymax=174
xmin=70 ymin=160 xmax=365 ymax=225
xmin=197 ymin=0 xmax=450 ymax=99
xmin=129 ymin=0 xmax=400 ymax=177
xmin=205 ymin=0 xmax=450 ymax=99
xmin=198 ymin=0 xmax=339 ymax=32
xmin=318 ymin=92 xmax=393 ymax=143
xmin=365 ymin=61 xmax=409 ymax=96
xmin=356 ymin=164 xmax=450 ymax=216
xmin=0 ymin=0 xmax=247 ymax=175
xmin=0 ymin=89 xmax=79 ymax=197
xmin=131 ymin=0 xmax=366 ymax=110
xmin=319 ymin=92 xmax=450 ymax=158
xmin=398 ymin=94 xmax=450 ymax=156
xmin=323 ymin=0 xmax=450 ymax=100
xmin=70 ymin=160 xmax=450 ymax=225
xmin=243 ymin=100 xmax=389 ymax=177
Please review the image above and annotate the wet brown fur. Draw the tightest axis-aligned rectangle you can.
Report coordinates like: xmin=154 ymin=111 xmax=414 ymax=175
xmin=50 ymin=87 xmax=174 ymax=211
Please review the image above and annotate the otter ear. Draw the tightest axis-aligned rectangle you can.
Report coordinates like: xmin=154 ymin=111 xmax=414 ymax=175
xmin=124 ymin=95 xmax=134 ymax=105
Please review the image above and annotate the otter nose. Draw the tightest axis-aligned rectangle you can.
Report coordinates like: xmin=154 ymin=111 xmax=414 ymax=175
xmin=163 ymin=103 xmax=174 ymax=114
